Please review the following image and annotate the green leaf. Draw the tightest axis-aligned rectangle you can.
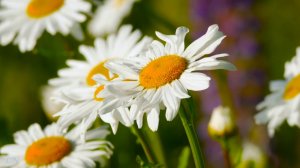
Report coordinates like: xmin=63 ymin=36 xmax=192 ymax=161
xmin=177 ymin=146 xmax=191 ymax=168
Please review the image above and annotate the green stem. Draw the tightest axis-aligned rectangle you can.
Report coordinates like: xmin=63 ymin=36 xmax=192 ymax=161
xmin=222 ymin=139 xmax=232 ymax=168
xmin=213 ymin=71 xmax=235 ymax=113
xmin=144 ymin=128 xmax=168 ymax=167
xmin=179 ymin=102 xmax=205 ymax=168
xmin=131 ymin=125 xmax=156 ymax=164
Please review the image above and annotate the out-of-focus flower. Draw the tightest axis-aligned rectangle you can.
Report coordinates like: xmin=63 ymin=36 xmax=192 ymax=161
xmin=40 ymin=86 xmax=65 ymax=120
xmin=88 ymin=0 xmax=136 ymax=37
xmin=191 ymin=0 xmax=263 ymax=122
xmin=236 ymin=141 xmax=266 ymax=168
xmin=105 ymin=25 xmax=235 ymax=131
xmin=255 ymin=47 xmax=300 ymax=137
xmin=49 ymin=25 xmax=151 ymax=134
xmin=0 ymin=0 xmax=91 ymax=52
xmin=191 ymin=1 xmax=265 ymax=167
xmin=208 ymin=106 xmax=236 ymax=139
xmin=0 ymin=123 xmax=113 ymax=167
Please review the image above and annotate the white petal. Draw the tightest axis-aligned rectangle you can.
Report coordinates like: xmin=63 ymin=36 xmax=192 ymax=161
xmin=13 ymin=131 xmax=33 ymax=146
xmin=183 ymin=24 xmax=224 ymax=59
xmin=79 ymin=45 xmax=99 ymax=64
xmin=85 ymin=127 xmax=110 ymax=140
xmin=170 ymin=80 xmax=190 ymax=99
xmin=106 ymin=81 xmax=140 ymax=97
xmin=147 ymin=106 xmax=160 ymax=131
xmin=28 ymin=123 xmax=45 ymax=141
xmin=114 ymin=107 xmax=133 ymax=127
xmin=105 ymin=61 xmax=138 ymax=79
xmin=100 ymin=112 xmax=119 ymax=134
xmin=136 ymin=112 xmax=145 ymax=129
xmin=175 ymin=26 xmax=189 ymax=54
xmin=1 ymin=145 xmax=25 ymax=155
xmin=180 ymin=72 xmax=210 ymax=91
xmin=188 ymin=59 xmax=236 ymax=72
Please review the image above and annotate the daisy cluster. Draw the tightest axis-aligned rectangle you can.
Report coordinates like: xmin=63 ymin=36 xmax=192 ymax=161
xmin=2 ymin=0 xmax=300 ymax=167
xmin=48 ymin=24 xmax=236 ymax=135
xmin=0 ymin=0 xmax=138 ymax=167
xmin=0 ymin=0 xmax=239 ymax=167
xmin=0 ymin=0 xmax=136 ymax=52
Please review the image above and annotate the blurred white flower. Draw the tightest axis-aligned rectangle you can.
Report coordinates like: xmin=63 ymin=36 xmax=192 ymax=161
xmin=208 ymin=106 xmax=235 ymax=138
xmin=88 ymin=0 xmax=136 ymax=37
xmin=40 ymin=85 xmax=66 ymax=120
xmin=0 ymin=123 xmax=113 ymax=168
xmin=0 ymin=0 xmax=91 ymax=52
xmin=255 ymin=47 xmax=300 ymax=137
xmin=49 ymin=25 xmax=151 ymax=134
xmin=105 ymin=25 xmax=236 ymax=131
xmin=236 ymin=141 xmax=266 ymax=168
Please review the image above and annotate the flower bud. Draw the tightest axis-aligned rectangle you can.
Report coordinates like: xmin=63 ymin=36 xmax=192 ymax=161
xmin=237 ymin=141 xmax=266 ymax=168
xmin=208 ymin=106 xmax=236 ymax=139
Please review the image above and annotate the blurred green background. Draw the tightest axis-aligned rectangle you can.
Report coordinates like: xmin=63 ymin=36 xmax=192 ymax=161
xmin=1 ymin=0 xmax=300 ymax=167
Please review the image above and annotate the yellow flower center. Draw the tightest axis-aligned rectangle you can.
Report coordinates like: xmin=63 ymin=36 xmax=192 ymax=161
xmin=26 ymin=0 xmax=64 ymax=19
xmin=86 ymin=61 xmax=110 ymax=86
xmin=94 ymin=85 xmax=105 ymax=101
xmin=25 ymin=136 xmax=72 ymax=166
xmin=114 ymin=0 xmax=125 ymax=7
xmin=86 ymin=61 xmax=118 ymax=101
xmin=283 ymin=74 xmax=300 ymax=100
xmin=139 ymin=55 xmax=187 ymax=89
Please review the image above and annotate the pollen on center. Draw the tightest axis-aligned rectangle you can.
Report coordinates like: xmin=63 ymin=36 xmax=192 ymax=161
xmin=25 ymin=136 xmax=72 ymax=166
xmin=26 ymin=0 xmax=64 ymax=19
xmin=283 ymin=74 xmax=300 ymax=100
xmin=139 ymin=55 xmax=187 ymax=89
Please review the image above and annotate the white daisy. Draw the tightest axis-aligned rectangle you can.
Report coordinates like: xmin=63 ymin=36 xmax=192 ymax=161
xmin=40 ymin=85 xmax=66 ymax=120
xmin=88 ymin=0 xmax=136 ymax=37
xmin=104 ymin=24 xmax=236 ymax=131
xmin=49 ymin=25 xmax=151 ymax=134
xmin=208 ymin=106 xmax=236 ymax=138
xmin=0 ymin=0 xmax=91 ymax=52
xmin=0 ymin=123 xmax=113 ymax=168
xmin=237 ymin=141 xmax=266 ymax=168
xmin=255 ymin=47 xmax=300 ymax=137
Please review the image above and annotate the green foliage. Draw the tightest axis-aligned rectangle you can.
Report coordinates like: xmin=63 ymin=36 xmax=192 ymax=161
xmin=177 ymin=147 xmax=191 ymax=168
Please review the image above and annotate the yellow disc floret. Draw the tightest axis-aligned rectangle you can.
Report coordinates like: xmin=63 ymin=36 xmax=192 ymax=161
xmin=86 ymin=61 xmax=110 ymax=86
xmin=283 ymin=74 xmax=300 ymax=100
xmin=140 ymin=55 xmax=187 ymax=88
xmin=87 ymin=60 xmax=118 ymax=101
xmin=94 ymin=85 xmax=105 ymax=101
xmin=25 ymin=136 xmax=72 ymax=166
xmin=26 ymin=0 xmax=64 ymax=19
xmin=114 ymin=0 xmax=125 ymax=7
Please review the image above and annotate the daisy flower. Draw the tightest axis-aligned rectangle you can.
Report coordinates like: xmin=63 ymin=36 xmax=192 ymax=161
xmin=237 ymin=141 xmax=266 ymax=168
xmin=208 ymin=106 xmax=236 ymax=138
xmin=255 ymin=47 xmax=300 ymax=136
xmin=0 ymin=123 xmax=113 ymax=168
xmin=40 ymin=85 xmax=66 ymax=120
xmin=105 ymin=24 xmax=236 ymax=131
xmin=0 ymin=0 xmax=91 ymax=52
xmin=49 ymin=25 xmax=151 ymax=134
xmin=88 ymin=0 xmax=136 ymax=37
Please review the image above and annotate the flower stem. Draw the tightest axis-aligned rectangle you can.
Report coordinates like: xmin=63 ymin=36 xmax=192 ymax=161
xmin=179 ymin=100 xmax=205 ymax=168
xmin=144 ymin=128 xmax=168 ymax=167
xmin=222 ymin=139 xmax=232 ymax=168
xmin=131 ymin=125 xmax=156 ymax=164
xmin=213 ymin=71 xmax=235 ymax=113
